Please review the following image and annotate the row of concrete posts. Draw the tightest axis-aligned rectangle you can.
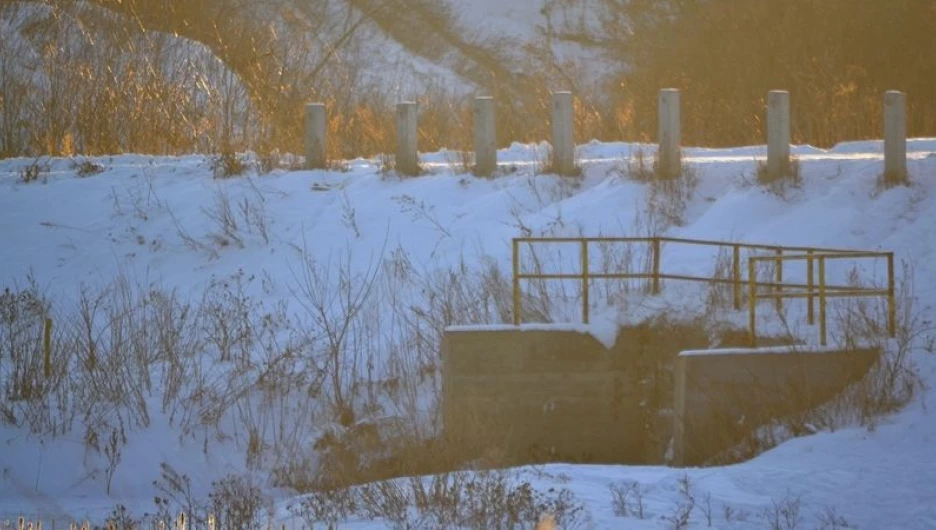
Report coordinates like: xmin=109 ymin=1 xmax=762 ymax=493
xmin=304 ymin=89 xmax=910 ymax=183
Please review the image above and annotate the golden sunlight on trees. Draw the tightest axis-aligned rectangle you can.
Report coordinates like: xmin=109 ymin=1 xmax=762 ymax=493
xmin=566 ymin=0 xmax=936 ymax=146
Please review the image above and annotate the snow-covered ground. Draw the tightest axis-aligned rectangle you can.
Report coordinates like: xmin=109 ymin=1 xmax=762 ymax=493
xmin=448 ymin=0 xmax=549 ymax=41
xmin=1 ymin=139 xmax=935 ymax=528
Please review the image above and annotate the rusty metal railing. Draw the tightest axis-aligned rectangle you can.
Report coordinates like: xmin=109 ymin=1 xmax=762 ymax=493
xmin=511 ymin=236 xmax=895 ymax=347
xmin=749 ymin=251 xmax=895 ymax=346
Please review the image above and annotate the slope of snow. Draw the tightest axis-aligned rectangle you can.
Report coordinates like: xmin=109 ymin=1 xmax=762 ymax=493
xmin=448 ymin=0 xmax=549 ymax=41
xmin=1 ymin=140 xmax=935 ymax=527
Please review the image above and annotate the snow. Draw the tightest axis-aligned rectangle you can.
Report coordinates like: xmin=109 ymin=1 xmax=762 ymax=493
xmin=448 ymin=0 xmax=549 ymax=41
xmin=680 ymin=345 xmax=865 ymax=357
xmin=1 ymin=139 xmax=936 ymax=528
xmin=446 ymin=318 xmax=621 ymax=350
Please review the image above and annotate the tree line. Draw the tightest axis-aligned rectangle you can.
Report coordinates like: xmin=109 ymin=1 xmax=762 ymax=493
xmin=2 ymin=0 xmax=934 ymax=158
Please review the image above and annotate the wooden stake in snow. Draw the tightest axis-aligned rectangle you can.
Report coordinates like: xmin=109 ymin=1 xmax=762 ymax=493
xmin=884 ymin=90 xmax=908 ymax=185
xmin=767 ymin=90 xmax=791 ymax=181
xmin=551 ymin=91 xmax=575 ymax=176
xmin=658 ymin=88 xmax=682 ymax=179
xmin=396 ymin=101 xmax=419 ymax=176
xmin=473 ymin=96 xmax=497 ymax=177
xmin=304 ymin=103 xmax=327 ymax=170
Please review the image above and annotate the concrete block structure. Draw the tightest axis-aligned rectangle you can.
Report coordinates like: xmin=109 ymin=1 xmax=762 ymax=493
xmin=672 ymin=346 xmax=880 ymax=466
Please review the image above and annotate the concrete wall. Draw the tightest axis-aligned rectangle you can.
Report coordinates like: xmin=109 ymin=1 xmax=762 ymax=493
xmin=672 ymin=346 xmax=880 ymax=466
xmin=443 ymin=327 xmax=879 ymax=469
xmin=442 ymin=327 xmax=644 ymax=465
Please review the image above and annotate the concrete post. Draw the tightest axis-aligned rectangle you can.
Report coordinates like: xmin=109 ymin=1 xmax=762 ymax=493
xmin=766 ymin=90 xmax=791 ymax=181
xmin=304 ymin=103 xmax=327 ymax=170
xmin=658 ymin=89 xmax=681 ymax=179
xmin=396 ymin=101 xmax=419 ymax=176
xmin=551 ymin=91 xmax=575 ymax=176
xmin=473 ymin=96 xmax=497 ymax=177
xmin=883 ymin=90 xmax=907 ymax=185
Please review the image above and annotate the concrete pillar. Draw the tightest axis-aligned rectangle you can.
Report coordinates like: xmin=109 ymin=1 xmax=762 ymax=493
xmin=304 ymin=103 xmax=327 ymax=170
xmin=884 ymin=90 xmax=908 ymax=185
xmin=766 ymin=90 xmax=791 ymax=181
xmin=473 ymin=96 xmax=497 ymax=177
xmin=396 ymin=101 xmax=419 ymax=176
xmin=658 ymin=89 xmax=681 ymax=179
xmin=551 ymin=91 xmax=575 ymax=176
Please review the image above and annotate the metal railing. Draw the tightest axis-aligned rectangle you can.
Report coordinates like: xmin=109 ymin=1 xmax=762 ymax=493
xmin=749 ymin=251 xmax=895 ymax=346
xmin=511 ymin=236 xmax=895 ymax=346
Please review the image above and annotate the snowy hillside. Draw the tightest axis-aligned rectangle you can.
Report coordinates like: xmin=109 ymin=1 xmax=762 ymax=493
xmin=449 ymin=0 xmax=549 ymax=40
xmin=1 ymin=140 xmax=935 ymax=528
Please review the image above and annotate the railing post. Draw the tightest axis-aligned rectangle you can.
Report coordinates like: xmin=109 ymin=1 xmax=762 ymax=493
xmin=887 ymin=252 xmax=897 ymax=338
xmin=581 ymin=240 xmax=590 ymax=324
xmin=396 ymin=101 xmax=420 ymax=176
xmin=807 ymin=250 xmax=815 ymax=325
xmin=651 ymin=238 xmax=662 ymax=294
xmin=304 ymin=103 xmax=327 ymax=170
xmin=819 ymin=256 xmax=827 ymax=347
xmin=748 ymin=258 xmax=757 ymax=347
xmin=775 ymin=248 xmax=784 ymax=313
xmin=732 ymin=244 xmax=742 ymax=310
xmin=883 ymin=90 xmax=908 ymax=185
xmin=551 ymin=91 xmax=575 ymax=176
xmin=512 ymin=239 xmax=521 ymax=325
xmin=766 ymin=90 xmax=791 ymax=182
xmin=658 ymin=88 xmax=682 ymax=179
xmin=473 ymin=96 xmax=497 ymax=177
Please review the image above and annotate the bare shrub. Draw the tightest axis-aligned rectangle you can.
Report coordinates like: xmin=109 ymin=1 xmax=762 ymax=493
xmin=237 ymin=180 xmax=271 ymax=244
xmin=608 ymin=480 xmax=646 ymax=519
xmin=211 ymin=151 xmax=250 ymax=179
xmin=104 ymin=425 xmax=127 ymax=495
xmin=105 ymin=504 xmax=139 ymax=529
xmin=829 ymin=261 xmax=928 ymax=425
xmin=152 ymin=462 xmax=208 ymax=526
xmin=757 ymin=157 xmax=803 ymax=198
xmin=0 ymin=280 xmax=76 ymax=435
xmin=72 ymin=158 xmax=105 ymax=178
xmin=348 ymin=471 xmax=589 ymax=530
xmin=208 ymin=474 xmax=273 ymax=530
xmin=664 ymin=474 xmax=696 ymax=530
xmin=704 ymin=245 xmax=737 ymax=312
xmin=392 ymin=194 xmax=453 ymax=239
xmin=595 ymin=237 xmax=646 ymax=306
xmin=701 ymin=492 xmax=713 ymax=527
xmin=644 ymin=163 xmax=700 ymax=230
xmin=171 ymin=208 xmax=218 ymax=258
xmin=0 ymin=283 xmax=51 ymax=404
xmin=291 ymin=487 xmax=359 ymax=529
xmin=71 ymin=277 xmax=157 ymax=432
xmin=17 ymin=158 xmax=48 ymax=183
xmin=535 ymin=143 xmax=583 ymax=177
xmin=290 ymin=239 xmax=384 ymax=423
xmin=203 ymin=189 xmax=244 ymax=248
xmin=621 ymin=149 xmax=657 ymax=183
xmin=762 ymin=493 xmax=803 ymax=530
xmin=340 ymin=191 xmax=362 ymax=239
